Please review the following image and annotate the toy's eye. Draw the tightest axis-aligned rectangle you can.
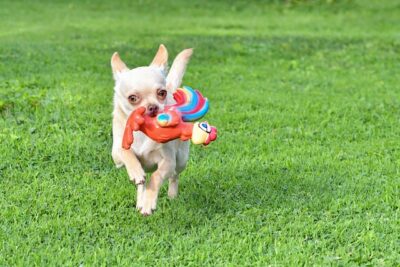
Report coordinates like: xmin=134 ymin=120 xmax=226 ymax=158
xmin=128 ymin=95 xmax=139 ymax=104
xmin=199 ymin=122 xmax=211 ymax=133
xmin=157 ymin=89 xmax=167 ymax=100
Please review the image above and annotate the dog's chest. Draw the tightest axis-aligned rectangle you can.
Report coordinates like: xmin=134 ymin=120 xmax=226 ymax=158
xmin=132 ymin=131 xmax=162 ymax=172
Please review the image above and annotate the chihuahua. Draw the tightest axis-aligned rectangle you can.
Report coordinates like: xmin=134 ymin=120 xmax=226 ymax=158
xmin=111 ymin=44 xmax=193 ymax=215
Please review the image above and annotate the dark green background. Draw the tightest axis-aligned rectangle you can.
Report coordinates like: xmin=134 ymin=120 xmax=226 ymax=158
xmin=1 ymin=0 xmax=399 ymax=265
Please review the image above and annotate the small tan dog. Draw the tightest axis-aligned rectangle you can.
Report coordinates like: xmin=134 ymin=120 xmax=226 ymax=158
xmin=111 ymin=44 xmax=193 ymax=215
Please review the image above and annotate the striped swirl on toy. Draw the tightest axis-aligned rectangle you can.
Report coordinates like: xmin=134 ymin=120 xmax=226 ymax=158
xmin=171 ymin=86 xmax=209 ymax=122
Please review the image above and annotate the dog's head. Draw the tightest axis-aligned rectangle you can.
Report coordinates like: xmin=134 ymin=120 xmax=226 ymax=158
xmin=111 ymin=44 xmax=193 ymax=117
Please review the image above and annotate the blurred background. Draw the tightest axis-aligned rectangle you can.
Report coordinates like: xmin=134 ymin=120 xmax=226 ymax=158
xmin=1 ymin=0 xmax=399 ymax=265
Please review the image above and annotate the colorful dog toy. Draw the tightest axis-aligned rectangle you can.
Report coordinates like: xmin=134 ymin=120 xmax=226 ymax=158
xmin=122 ymin=86 xmax=217 ymax=149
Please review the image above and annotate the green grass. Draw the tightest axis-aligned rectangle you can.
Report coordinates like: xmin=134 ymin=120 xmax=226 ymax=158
xmin=1 ymin=0 xmax=399 ymax=265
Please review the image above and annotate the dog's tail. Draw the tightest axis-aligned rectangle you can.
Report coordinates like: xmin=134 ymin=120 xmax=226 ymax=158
xmin=171 ymin=86 xmax=209 ymax=122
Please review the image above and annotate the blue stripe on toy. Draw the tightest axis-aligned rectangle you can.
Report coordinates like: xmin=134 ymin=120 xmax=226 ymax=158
xmin=177 ymin=86 xmax=199 ymax=113
xmin=182 ymin=98 xmax=209 ymax=121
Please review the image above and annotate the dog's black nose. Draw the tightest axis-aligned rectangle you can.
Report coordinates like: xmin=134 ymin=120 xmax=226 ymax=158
xmin=147 ymin=104 xmax=159 ymax=117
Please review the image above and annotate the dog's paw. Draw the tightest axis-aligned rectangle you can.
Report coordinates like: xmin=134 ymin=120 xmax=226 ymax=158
xmin=136 ymin=202 xmax=143 ymax=211
xmin=135 ymin=177 xmax=146 ymax=185
xmin=129 ymin=173 xmax=146 ymax=185
xmin=140 ymin=205 xmax=156 ymax=216
xmin=130 ymin=177 xmax=145 ymax=186
xmin=140 ymin=204 xmax=153 ymax=215
xmin=140 ymin=192 xmax=157 ymax=216
xmin=168 ymin=186 xmax=178 ymax=199
xmin=140 ymin=210 xmax=152 ymax=216
xmin=168 ymin=179 xmax=178 ymax=199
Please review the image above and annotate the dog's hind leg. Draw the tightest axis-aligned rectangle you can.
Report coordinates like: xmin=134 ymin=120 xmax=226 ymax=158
xmin=168 ymin=141 xmax=189 ymax=199
xmin=168 ymin=174 xmax=179 ymax=199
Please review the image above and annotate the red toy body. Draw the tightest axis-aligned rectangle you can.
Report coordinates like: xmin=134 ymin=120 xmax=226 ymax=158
xmin=122 ymin=107 xmax=194 ymax=149
xmin=122 ymin=86 xmax=217 ymax=150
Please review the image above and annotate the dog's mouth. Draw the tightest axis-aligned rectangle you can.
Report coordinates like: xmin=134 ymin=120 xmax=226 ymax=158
xmin=148 ymin=112 xmax=157 ymax=117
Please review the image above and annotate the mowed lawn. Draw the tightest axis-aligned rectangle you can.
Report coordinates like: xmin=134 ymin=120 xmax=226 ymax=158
xmin=1 ymin=0 xmax=399 ymax=265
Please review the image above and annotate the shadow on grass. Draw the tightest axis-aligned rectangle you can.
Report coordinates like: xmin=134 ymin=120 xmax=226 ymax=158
xmin=135 ymin=158 xmax=344 ymax=233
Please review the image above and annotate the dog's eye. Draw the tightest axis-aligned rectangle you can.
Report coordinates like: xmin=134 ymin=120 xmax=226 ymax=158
xmin=157 ymin=89 xmax=167 ymax=100
xmin=128 ymin=95 xmax=139 ymax=104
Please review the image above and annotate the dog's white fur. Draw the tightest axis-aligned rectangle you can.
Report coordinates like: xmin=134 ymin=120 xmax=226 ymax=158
xmin=111 ymin=45 xmax=193 ymax=215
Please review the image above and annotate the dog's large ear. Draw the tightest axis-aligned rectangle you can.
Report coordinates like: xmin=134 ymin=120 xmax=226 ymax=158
xmin=166 ymin=48 xmax=193 ymax=92
xmin=111 ymin=52 xmax=129 ymax=80
xmin=150 ymin=44 xmax=168 ymax=72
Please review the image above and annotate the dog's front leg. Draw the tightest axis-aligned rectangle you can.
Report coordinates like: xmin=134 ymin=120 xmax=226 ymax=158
xmin=112 ymin=116 xmax=146 ymax=184
xmin=141 ymin=153 xmax=176 ymax=216
xmin=114 ymin=146 xmax=147 ymax=210
xmin=112 ymin=116 xmax=146 ymax=209
xmin=121 ymin=149 xmax=146 ymax=209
